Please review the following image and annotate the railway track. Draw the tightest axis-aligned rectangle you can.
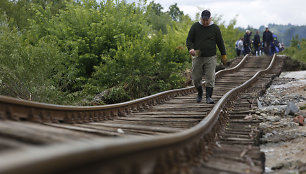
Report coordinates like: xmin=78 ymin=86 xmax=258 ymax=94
xmin=0 ymin=54 xmax=285 ymax=174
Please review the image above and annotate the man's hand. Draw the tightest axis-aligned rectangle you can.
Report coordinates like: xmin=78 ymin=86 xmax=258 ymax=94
xmin=221 ymin=55 xmax=227 ymax=65
xmin=189 ymin=49 xmax=195 ymax=56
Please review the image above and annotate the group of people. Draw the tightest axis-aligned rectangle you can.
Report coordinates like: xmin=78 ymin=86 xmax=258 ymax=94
xmin=235 ymin=27 xmax=284 ymax=57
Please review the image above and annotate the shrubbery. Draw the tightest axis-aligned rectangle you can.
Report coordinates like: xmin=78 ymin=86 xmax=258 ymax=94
xmin=0 ymin=0 xmax=242 ymax=105
xmin=283 ymin=35 xmax=306 ymax=64
xmin=0 ymin=18 xmax=67 ymax=104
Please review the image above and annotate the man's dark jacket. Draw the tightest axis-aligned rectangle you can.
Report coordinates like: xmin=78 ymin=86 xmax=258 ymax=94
xmin=186 ymin=22 xmax=226 ymax=57
xmin=243 ymin=33 xmax=251 ymax=46
xmin=253 ymin=34 xmax=260 ymax=46
xmin=263 ymin=31 xmax=273 ymax=44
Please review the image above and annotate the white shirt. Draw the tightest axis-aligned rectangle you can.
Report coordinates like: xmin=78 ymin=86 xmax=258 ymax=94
xmin=237 ymin=40 xmax=244 ymax=50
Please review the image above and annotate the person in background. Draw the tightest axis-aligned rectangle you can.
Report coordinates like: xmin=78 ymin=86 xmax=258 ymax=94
xmin=235 ymin=39 xmax=240 ymax=56
xmin=262 ymin=26 xmax=273 ymax=56
xmin=253 ymin=30 xmax=261 ymax=56
xmin=271 ymin=32 xmax=280 ymax=54
xmin=270 ymin=31 xmax=276 ymax=54
xmin=186 ymin=10 xmax=227 ymax=104
xmin=297 ymin=42 xmax=301 ymax=50
xmin=279 ymin=43 xmax=284 ymax=52
xmin=243 ymin=30 xmax=251 ymax=55
xmin=235 ymin=37 xmax=244 ymax=56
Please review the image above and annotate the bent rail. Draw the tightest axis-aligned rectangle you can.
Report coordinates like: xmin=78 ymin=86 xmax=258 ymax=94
xmin=0 ymin=55 xmax=249 ymax=124
xmin=0 ymin=54 xmax=277 ymax=174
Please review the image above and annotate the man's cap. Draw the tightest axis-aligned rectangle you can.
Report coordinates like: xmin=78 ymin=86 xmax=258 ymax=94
xmin=201 ymin=10 xmax=211 ymax=20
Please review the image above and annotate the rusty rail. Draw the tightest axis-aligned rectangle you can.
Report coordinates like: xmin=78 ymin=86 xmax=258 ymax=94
xmin=0 ymin=55 xmax=249 ymax=124
xmin=0 ymin=54 xmax=277 ymax=174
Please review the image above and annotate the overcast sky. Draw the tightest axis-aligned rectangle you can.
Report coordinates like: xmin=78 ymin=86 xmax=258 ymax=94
xmin=125 ymin=0 xmax=306 ymax=28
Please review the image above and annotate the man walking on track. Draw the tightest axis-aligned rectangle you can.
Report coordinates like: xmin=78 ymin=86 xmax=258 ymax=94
xmin=186 ymin=10 xmax=227 ymax=104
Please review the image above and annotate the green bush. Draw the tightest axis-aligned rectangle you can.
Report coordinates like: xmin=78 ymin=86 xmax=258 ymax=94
xmin=102 ymin=87 xmax=131 ymax=104
xmin=0 ymin=0 xmax=244 ymax=105
xmin=283 ymin=38 xmax=306 ymax=63
xmin=0 ymin=19 xmax=66 ymax=104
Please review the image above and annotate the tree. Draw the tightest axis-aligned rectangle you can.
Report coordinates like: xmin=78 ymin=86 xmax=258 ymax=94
xmin=147 ymin=1 xmax=171 ymax=33
xmin=0 ymin=0 xmax=72 ymax=30
xmin=290 ymin=34 xmax=299 ymax=47
xmin=168 ymin=3 xmax=183 ymax=22
xmin=149 ymin=1 xmax=163 ymax=16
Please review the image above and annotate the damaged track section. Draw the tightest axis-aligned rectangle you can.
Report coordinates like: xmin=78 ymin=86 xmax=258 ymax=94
xmin=0 ymin=55 xmax=281 ymax=174
xmin=192 ymin=55 xmax=285 ymax=174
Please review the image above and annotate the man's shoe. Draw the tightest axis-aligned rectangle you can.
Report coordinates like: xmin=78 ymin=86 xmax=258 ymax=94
xmin=206 ymin=97 xmax=214 ymax=104
xmin=206 ymin=87 xmax=215 ymax=104
xmin=196 ymin=86 xmax=203 ymax=103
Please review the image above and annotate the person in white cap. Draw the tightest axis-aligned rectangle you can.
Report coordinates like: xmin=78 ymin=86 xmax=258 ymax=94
xmin=263 ymin=26 xmax=273 ymax=55
xmin=243 ymin=30 xmax=251 ymax=55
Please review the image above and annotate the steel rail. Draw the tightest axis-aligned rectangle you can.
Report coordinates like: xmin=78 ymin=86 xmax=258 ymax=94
xmin=0 ymin=55 xmax=249 ymax=123
xmin=0 ymin=54 xmax=277 ymax=174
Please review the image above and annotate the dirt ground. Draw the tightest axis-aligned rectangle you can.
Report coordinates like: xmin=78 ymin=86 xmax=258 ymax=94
xmin=255 ymin=71 xmax=306 ymax=174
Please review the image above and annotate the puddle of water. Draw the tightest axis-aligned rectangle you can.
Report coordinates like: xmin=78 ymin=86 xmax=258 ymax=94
xmin=260 ymin=147 xmax=275 ymax=153
xmin=279 ymin=71 xmax=306 ymax=79
xmin=270 ymin=79 xmax=306 ymax=89
xmin=265 ymin=167 xmax=272 ymax=173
